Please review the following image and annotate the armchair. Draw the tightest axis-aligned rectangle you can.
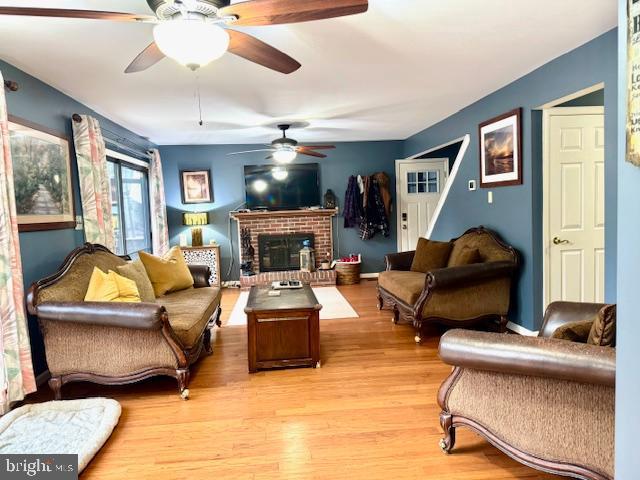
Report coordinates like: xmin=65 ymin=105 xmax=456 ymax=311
xmin=437 ymin=302 xmax=615 ymax=480
xmin=377 ymin=227 xmax=518 ymax=343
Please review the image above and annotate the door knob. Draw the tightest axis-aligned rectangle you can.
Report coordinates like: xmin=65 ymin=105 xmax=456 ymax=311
xmin=552 ymin=237 xmax=570 ymax=245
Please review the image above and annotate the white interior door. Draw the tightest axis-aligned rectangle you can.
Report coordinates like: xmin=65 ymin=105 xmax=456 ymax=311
xmin=397 ymin=159 xmax=448 ymax=251
xmin=546 ymin=108 xmax=605 ymax=304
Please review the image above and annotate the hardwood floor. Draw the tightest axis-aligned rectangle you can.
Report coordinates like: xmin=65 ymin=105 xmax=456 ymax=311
xmin=45 ymin=281 xmax=559 ymax=479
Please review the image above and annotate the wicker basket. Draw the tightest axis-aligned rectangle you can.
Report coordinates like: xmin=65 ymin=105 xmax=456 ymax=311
xmin=335 ymin=260 xmax=361 ymax=285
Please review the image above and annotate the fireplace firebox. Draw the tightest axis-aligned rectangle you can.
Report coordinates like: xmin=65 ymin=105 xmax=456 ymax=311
xmin=258 ymin=233 xmax=315 ymax=272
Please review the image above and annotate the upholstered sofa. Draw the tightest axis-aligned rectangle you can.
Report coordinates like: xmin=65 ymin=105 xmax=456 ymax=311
xmin=377 ymin=227 xmax=518 ymax=343
xmin=27 ymin=243 xmax=222 ymax=400
xmin=437 ymin=302 xmax=615 ymax=480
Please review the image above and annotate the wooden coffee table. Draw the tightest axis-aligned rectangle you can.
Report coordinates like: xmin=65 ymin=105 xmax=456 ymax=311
xmin=245 ymin=284 xmax=321 ymax=373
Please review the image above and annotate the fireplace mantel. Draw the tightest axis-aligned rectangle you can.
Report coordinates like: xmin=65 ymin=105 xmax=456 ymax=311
xmin=230 ymin=208 xmax=338 ymax=221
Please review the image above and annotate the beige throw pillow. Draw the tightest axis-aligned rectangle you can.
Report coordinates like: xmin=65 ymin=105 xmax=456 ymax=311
xmin=116 ymin=260 xmax=156 ymax=302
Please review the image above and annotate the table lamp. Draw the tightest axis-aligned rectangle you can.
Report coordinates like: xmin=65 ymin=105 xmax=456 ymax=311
xmin=183 ymin=212 xmax=209 ymax=247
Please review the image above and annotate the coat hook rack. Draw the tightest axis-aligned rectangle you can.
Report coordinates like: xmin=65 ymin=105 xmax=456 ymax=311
xmin=4 ymin=80 xmax=19 ymax=92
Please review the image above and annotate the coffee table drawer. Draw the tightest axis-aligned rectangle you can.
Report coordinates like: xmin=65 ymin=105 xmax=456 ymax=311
xmin=256 ymin=314 xmax=310 ymax=362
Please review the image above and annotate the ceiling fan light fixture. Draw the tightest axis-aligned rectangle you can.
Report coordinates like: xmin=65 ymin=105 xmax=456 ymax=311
xmin=153 ymin=19 xmax=229 ymax=70
xmin=273 ymin=148 xmax=297 ymax=164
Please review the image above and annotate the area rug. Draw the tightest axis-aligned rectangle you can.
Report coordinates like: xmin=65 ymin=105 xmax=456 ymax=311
xmin=227 ymin=286 xmax=359 ymax=326
xmin=0 ymin=398 xmax=121 ymax=473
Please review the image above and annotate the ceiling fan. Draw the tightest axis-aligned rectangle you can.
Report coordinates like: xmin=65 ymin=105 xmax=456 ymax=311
xmin=0 ymin=0 xmax=368 ymax=74
xmin=229 ymin=124 xmax=335 ymax=163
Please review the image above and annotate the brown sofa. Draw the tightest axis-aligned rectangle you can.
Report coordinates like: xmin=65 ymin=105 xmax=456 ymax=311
xmin=437 ymin=302 xmax=615 ymax=480
xmin=27 ymin=243 xmax=222 ymax=400
xmin=377 ymin=226 xmax=518 ymax=343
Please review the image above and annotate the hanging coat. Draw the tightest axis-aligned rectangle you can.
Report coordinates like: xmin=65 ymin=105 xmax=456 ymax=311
xmin=343 ymin=175 xmax=363 ymax=228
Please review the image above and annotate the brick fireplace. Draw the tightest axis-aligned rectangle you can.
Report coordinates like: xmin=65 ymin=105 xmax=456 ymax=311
xmin=231 ymin=209 xmax=338 ymax=289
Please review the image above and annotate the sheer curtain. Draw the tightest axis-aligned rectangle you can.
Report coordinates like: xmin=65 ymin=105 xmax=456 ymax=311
xmin=0 ymin=71 xmax=36 ymax=414
xmin=149 ymin=149 xmax=169 ymax=256
xmin=72 ymin=115 xmax=115 ymax=250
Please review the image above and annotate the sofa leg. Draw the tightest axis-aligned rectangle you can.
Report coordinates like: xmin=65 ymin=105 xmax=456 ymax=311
xmin=439 ymin=412 xmax=456 ymax=454
xmin=377 ymin=291 xmax=383 ymax=310
xmin=177 ymin=368 xmax=190 ymax=400
xmin=392 ymin=309 xmax=399 ymax=324
xmin=49 ymin=376 xmax=63 ymax=400
xmin=203 ymin=327 xmax=213 ymax=356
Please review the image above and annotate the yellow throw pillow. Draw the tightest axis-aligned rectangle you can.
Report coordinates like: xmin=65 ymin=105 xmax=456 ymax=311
xmin=138 ymin=246 xmax=194 ymax=297
xmin=84 ymin=267 xmax=141 ymax=303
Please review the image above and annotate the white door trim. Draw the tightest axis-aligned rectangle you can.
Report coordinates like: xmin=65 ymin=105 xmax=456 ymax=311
xmin=396 ymin=134 xmax=471 ymax=251
xmin=542 ymin=106 xmax=605 ymax=308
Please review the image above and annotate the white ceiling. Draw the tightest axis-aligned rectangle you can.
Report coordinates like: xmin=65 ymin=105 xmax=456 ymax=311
xmin=0 ymin=0 xmax=616 ymax=145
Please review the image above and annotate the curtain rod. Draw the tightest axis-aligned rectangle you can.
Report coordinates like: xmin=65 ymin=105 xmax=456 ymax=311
xmin=72 ymin=113 xmax=153 ymax=159
xmin=4 ymin=80 xmax=19 ymax=92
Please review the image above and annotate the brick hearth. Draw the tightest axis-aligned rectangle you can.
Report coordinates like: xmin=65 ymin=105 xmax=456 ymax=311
xmin=231 ymin=209 xmax=338 ymax=290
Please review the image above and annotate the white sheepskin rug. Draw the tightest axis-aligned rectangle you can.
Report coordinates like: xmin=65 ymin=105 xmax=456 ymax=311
xmin=0 ymin=398 xmax=121 ymax=472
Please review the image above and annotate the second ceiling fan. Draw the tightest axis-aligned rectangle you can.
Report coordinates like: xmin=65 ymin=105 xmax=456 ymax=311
xmin=229 ymin=124 xmax=335 ymax=163
xmin=0 ymin=0 xmax=369 ymax=74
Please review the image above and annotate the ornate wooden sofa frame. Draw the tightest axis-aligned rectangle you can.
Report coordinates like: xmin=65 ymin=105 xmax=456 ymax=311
xmin=27 ymin=243 xmax=222 ymax=400
xmin=377 ymin=227 xmax=518 ymax=343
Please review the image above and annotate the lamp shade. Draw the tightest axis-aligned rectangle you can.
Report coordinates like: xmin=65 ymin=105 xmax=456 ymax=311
xmin=183 ymin=212 xmax=209 ymax=226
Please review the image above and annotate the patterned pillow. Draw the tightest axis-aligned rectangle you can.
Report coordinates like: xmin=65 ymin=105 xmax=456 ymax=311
xmin=587 ymin=304 xmax=616 ymax=347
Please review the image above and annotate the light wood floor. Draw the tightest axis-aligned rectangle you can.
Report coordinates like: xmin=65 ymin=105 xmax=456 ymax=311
xmin=50 ymin=281 xmax=558 ymax=479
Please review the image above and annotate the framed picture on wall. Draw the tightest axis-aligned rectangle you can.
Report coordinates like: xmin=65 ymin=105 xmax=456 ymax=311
xmin=180 ymin=169 xmax=213 ymax=204
xmin=478 ymin=108 xmax=523 ymax=187
xmin=8 ymin=116 xmax=75 ymax=232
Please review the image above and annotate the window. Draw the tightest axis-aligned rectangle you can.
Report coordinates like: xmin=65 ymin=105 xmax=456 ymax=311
xmin=407 ymin=170 xmax=440 ymax=194
xmin=107 ymin=156 xmax=152 ymax=257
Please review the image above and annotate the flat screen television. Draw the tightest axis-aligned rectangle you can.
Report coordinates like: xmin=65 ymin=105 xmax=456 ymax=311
xmin=244 ymin=163 xmax=320 ymax=210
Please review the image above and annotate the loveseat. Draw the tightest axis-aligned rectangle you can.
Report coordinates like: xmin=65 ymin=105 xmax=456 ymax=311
xmin=437 ymin=301 xmax=615 ymax=479
xmin=377 ymin=226 xmax=518 ymax=343
xmin=27 ymin=243 xmax=222 ymax=400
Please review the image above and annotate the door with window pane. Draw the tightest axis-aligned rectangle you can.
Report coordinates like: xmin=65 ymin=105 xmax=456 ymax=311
xmin=107 ymin=158 xmax=152 ymax=256
xmin=398 ymin=159 xmax=448 ymax=251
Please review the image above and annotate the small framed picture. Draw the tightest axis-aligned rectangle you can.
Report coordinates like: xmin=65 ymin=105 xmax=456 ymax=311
xmin=8 ymin=116 xmax=76 ymax=231
xmin=180 ymin=169 xmax=213 ymax=204
xmin=478 ymin=108 xmax=523 ymax=188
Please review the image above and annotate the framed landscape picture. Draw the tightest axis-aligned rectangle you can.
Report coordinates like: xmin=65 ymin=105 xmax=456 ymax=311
xmin=180 ymin=169 xmax=213 ymax=204
xmin=8 ymin=116 xmax=75 ymax=231
xmin=478 ymin=108 xmax=523 ymax=188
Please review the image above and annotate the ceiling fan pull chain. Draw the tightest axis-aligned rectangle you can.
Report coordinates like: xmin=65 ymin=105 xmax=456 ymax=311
xmin=195 ymin=73 xmax=204 ymax=126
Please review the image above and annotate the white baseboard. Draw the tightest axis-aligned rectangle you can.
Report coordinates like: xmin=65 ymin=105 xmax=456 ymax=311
xmin=507 ymin=321 xmax=538 ymax=336
xmin=360 ymin=273 xmax=379 ymax=279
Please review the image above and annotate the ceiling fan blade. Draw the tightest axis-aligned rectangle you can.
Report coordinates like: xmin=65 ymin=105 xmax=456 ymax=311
xmin=228 ymin=149 xmax=275 ymax=155
xmin=296 ymin=148 xmax=327 ymax=158
xmin=227 ymin=29 xmax=301 ymax=74
xmin=0 ymin=7 xmax=156 ymax=22
xmin=125 ymin=43 xmax=165 ymax=74
xmin=299 ymin=145 xmax=336 ymax=150
xmin=221 ymin=0 xmax=368 ymax=27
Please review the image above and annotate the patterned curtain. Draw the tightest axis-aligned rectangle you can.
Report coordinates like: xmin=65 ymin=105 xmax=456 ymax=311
xmin=149 ymin=149 xmax=169 ymax=256
xmin=0 ymin=71 xmax=36 ymax=414
xmin=72 ymin=115 xmax=115 ymax=250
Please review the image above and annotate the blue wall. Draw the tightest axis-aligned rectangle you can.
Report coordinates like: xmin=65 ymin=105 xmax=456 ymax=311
xmin=159 ymin=141 xmax=403 ymax=279
xmin=403 ymin=29 xmax=618 ymax=331
xmin=1 ymin=60 xmax=155 ymax=376
xmin=615 ymin=1 xmax=639 ymax=476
